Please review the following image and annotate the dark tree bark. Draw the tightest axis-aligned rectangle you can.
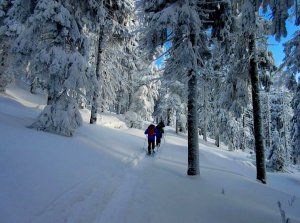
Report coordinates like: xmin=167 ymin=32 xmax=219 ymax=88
xmin=167 ymin=108 xmax=171 ymax=126
xmin=187 ymin=70 xmax=200 ymax=176
xmin=30 ymin=77 xmax=38 ymax=94
xmin=215 ymin=134 xmax=220 ymax=147
xmin=90 ymin=25 xmax=104 ymax=124
xmin=249 ymin=33 xmax=267 ymax=184
xmin=30 ymin=0 xmax=38 ymax=14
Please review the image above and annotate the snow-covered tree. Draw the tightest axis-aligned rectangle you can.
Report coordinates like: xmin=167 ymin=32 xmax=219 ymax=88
xmin=139 ymin=0 xmax=215 ymax=175
xmin=268 ymin=130 xmax=286 ymax=171
xmin=278 ymin=3 xmax=298 ymax=75
xmin=155 ymin=80 xmax=187 ymax=130
xmin=283 ymin=30 xmax=300 ymax=75
xmin=221 ymin=0 xmax=295 ymax=183
xmin=285 ymin=73 xmax=298 ymax=92
xmin=0 ymin=0 xmax=33 ymax=92
xmin=128 ymin=65 xmax=160 ymax=122
xmin=124 ymin=110 xmax=143 ymax=129
xmin=261 ymin=91 xmax=272 ymax=150
xmin=265 ymin=0 xmax=295 ymax=42
xmin=206 ymin=1 xmax=254 ymax=150
xmin=198 ymin=71 xmax=213 ymax=142
xmin=1 ymin=0 xmax=47 ymax=92
xmin=229 ymin=0 xmax=294 ymax=183
xmin=257 ymin=39 xmax=276 ymax=153
xmin=263 ymin=85 xmax=292 ymax=166
xmin=12 ymin=0 xmax=104 ymax=136
xmin=124 ymin=29 xmax=162 ymax=125
xmin=239 ymin=0 xmax=267 ymax=183
xmin=90 ymin=0 xmax=135 ymax=124
xmin=291 ymin=79 xmax=300 ymax=164
xmin=0 ymin=0 xmax=13 ymax=92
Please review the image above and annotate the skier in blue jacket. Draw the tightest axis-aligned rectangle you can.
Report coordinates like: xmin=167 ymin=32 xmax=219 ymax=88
xmin=144 ymin=124 xmax=159 ymax=155
xmin=156 ymin=121 xmax=165 ymax=147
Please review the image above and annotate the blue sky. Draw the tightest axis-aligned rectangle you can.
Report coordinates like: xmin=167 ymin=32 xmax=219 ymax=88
xmin=268 ymin=18 xmax=298 ymax=67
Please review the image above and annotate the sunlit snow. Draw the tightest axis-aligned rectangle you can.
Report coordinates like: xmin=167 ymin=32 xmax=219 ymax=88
xmin=1 ymin=83 xmax=300 ymax=223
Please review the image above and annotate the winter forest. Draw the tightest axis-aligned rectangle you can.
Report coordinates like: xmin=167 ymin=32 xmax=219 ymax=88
xmin=0 ymin=0 xmax=300 ymax=185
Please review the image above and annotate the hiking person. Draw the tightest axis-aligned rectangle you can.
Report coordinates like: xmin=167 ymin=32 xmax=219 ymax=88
xmin=156 ymin=121 xmax=165 ymax=147
xmin=144 ymin=124 xmax=159 ymax=155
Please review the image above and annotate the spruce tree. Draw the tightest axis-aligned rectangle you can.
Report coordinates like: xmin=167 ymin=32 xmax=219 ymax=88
xmin=12 ymin=0 xmax=105 ymax=136
xmin=283 ymin=30 xmax=300 ymax=75
xmin=139 ymin=0 xmax=215 ymax=175
xmin=268 ymin=130 xmax=286 ymax=171
xmin=0 ymin=0 xmax=33 ymax=92
xmin=90 ymin=0 xmax=134 ymax=124
xmin=0 ymin=0 xmax=13 ymax=92
xmin=291 ymin=79 xmax=300 ymax=164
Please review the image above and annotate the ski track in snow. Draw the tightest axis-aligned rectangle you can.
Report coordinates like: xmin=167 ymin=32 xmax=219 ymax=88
xmin=95 ymin=139 xmax=164 ymax=223
xmin=95 ymin=159 xmax=146 ymax=223
xmin=27 ymin=174 xmax=112 ymax=223
xmin=26 ymin=132 xmax=149 ymax=223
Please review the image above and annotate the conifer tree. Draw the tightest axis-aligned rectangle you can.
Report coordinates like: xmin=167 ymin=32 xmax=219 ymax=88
xmin=155 ymin=80 xmax=186 ymax=131
xmin=291 ymin=79 xmax=300 ymax=164
xmin=90 ymin=0 xmax=134 ymax=123
xmin=283 ymin=30 xmax=300 ymax=75
xmin=139 ymin=0 xmax=214 ymax=175
xmin=0 ymin=0 xmax=13 ymax=92
xmin=268 ymin=130 xmax=286 ymax=171
xmin=12 ymin=0 xmax=105 ymax=136
xmin=124 ymin=29 xmax=162 ymax=125
xmin=0 ymin=0 xmax=33 ymax=92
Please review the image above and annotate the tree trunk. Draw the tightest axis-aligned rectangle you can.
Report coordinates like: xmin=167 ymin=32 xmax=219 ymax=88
xmin=187 ymin=70 xmax=200 ymax=176
xmin=47 ymin=79 xmax=59 ymax=105
xmin=116 ymin=92 xmax=121 ymax=115
xmin=281 ymin=96 xmax=289 ymax=162
xmin=202 ymin=127 xmax=207 ymax=141
xmin=240 ymin=115 xmax=246 ymax=151
xmin=215 ymin=133 xmax=220 ymax=147
xmin=30 ymin=0 xmax=38 ymax=14
xmin=167 ymin=108 xmax=171 ymax=126
xmin=90 ymin=25 xmax=104 ymax=124
xmin=249 ymin=33 xmax=266 ymax=184
xmin=90 ymin=94 xmax=98 ymax=124
xmin=203 ymin=84 xmax=207 ymax=142
xmin=30 ymin=77 xmax=38 ymax=94
xmin=266 ymin=94 xmax=271 ymax=149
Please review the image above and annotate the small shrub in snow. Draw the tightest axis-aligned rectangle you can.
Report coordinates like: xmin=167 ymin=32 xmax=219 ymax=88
xmin=29 ymin=92 xmax=82 ymax=137
xmin=125 ymin=111 xmax=143 ymax=129
xmin=268 ymin=130 xmax=286 ymax=172
xmin=0 ymin=72 xmax=13 ymax=92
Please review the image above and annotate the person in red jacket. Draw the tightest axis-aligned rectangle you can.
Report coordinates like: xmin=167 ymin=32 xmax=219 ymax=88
xmin=144 ymin=124 xmax=159 ymax=155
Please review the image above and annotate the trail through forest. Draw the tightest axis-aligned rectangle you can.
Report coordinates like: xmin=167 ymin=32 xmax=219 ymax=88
xmin=1 ymin=85 xmax=300 ymax=223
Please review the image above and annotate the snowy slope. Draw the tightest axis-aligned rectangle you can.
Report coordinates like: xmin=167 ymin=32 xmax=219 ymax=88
xmin=1 ymin=84 xmax=300 ymax=223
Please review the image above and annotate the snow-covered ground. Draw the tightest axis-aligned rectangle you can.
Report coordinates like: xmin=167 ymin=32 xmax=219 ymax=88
xmin=1 ymin=83 xmax=300 ymax=223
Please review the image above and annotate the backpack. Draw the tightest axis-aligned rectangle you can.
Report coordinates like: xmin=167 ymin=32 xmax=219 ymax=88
xmin=148 ymin=124 xmax=155 ymax=136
